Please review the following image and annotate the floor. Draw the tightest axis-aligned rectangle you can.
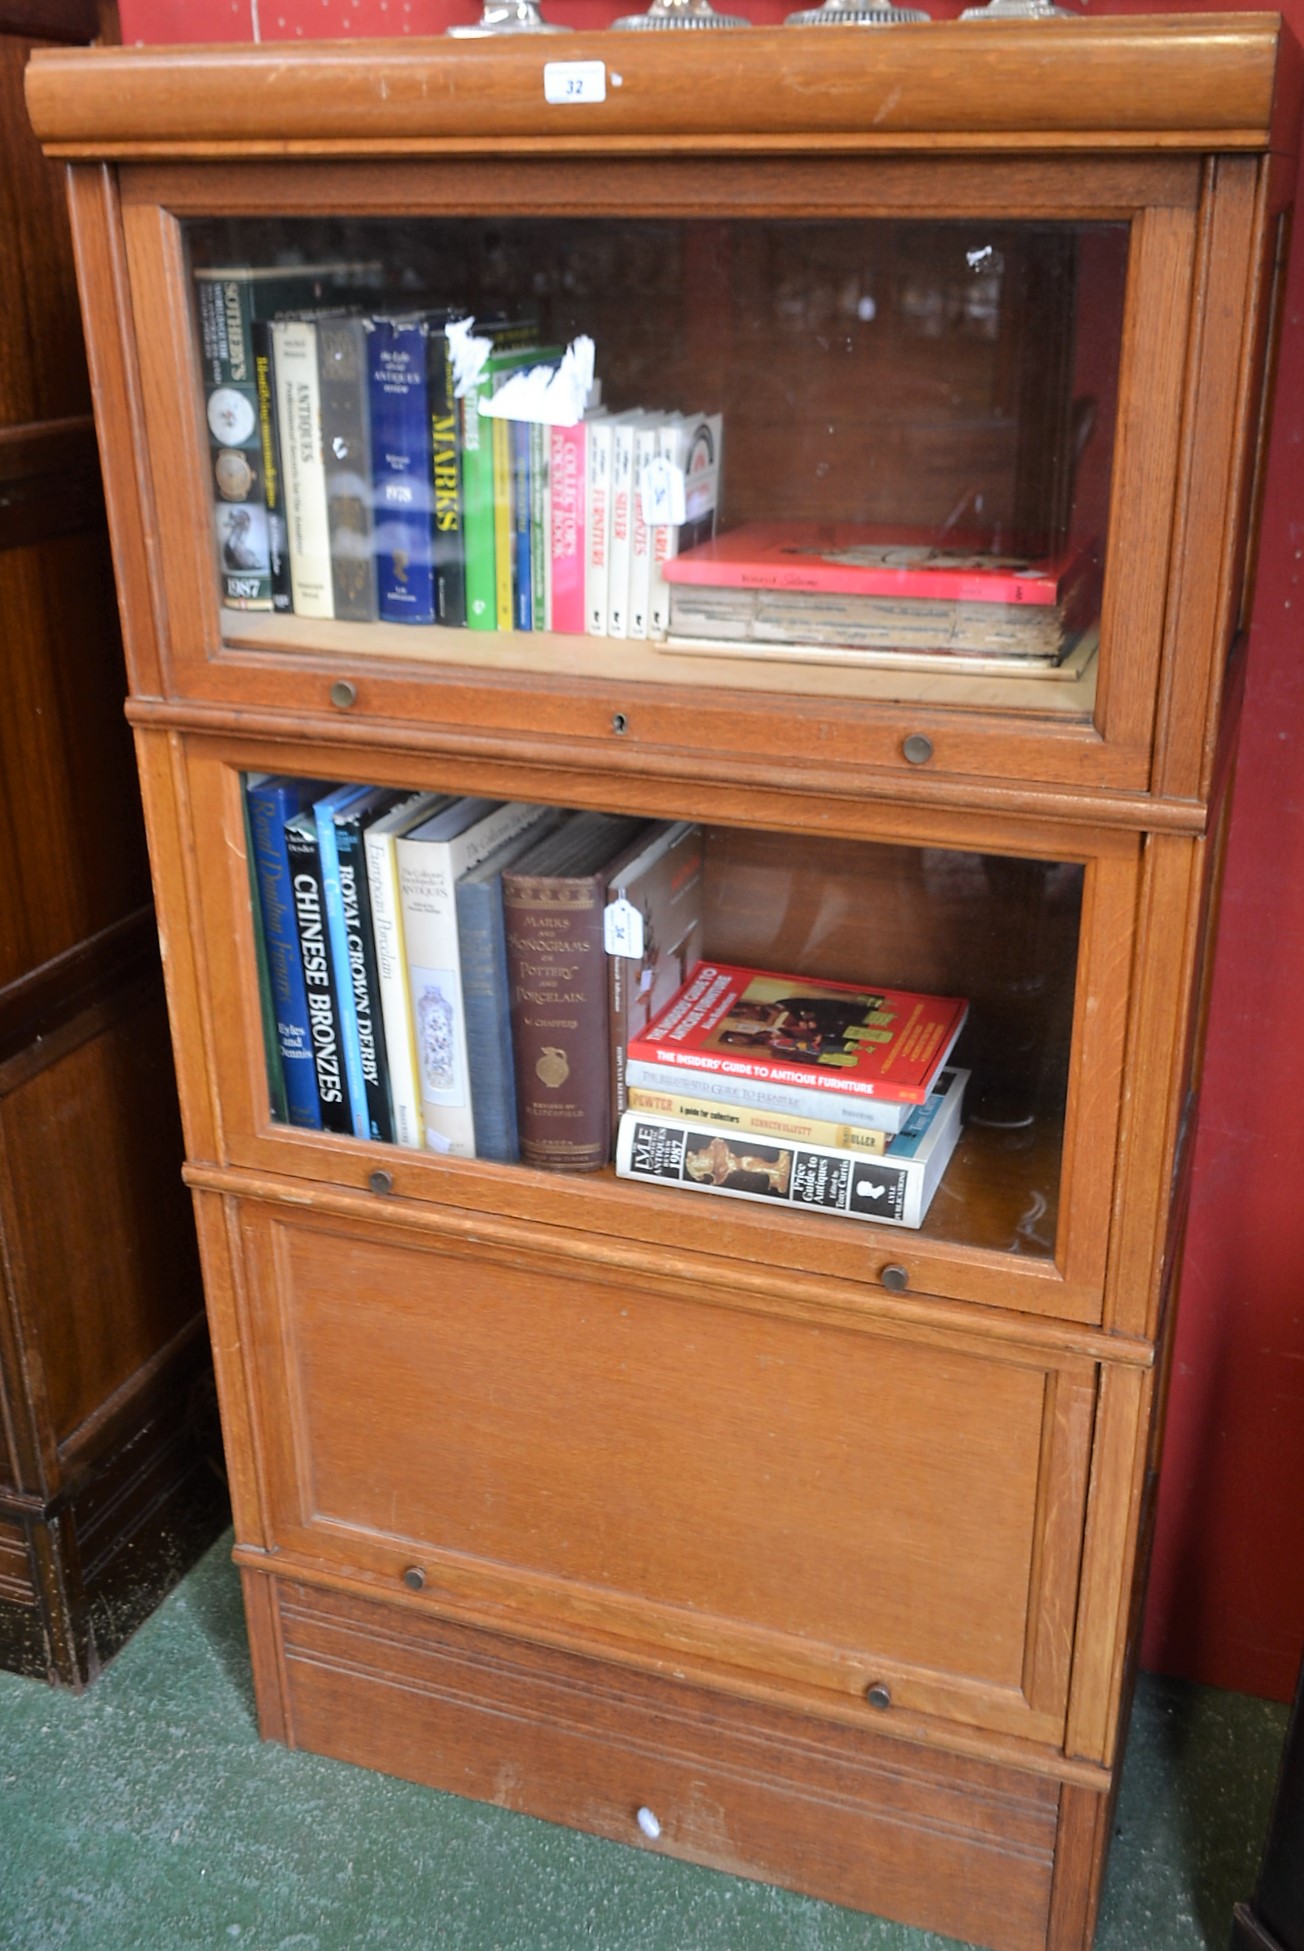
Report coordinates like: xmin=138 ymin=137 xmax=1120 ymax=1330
xmin=0 ymin=1534 xmax=1289 ymax=1951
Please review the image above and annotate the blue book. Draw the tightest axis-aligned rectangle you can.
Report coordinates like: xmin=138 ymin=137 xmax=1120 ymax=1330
xmin=245 ymin=774 xmax=330 ymax=1130
xmin=510 ymin=418 xmax=533 ymax=632
xmin=368 ymin=315 xmax=436 ymax=623
xmin=454 ymin=811 xmax=564 ymax=1163
xmin=315 ymin=783 xmax=379 ymax=1141
xmin=329 ymin=785 xmax=410 ymax=1146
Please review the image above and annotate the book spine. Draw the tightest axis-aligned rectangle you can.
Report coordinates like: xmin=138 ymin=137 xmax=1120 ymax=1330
xmin=607 ymin=420 xmax=636 ymax=639
xmin=369 ymin=318 xmax=435 ymax=624
xmin=243 ymin=786 xmax=290 ymax=1125
xmin=648 ymin=417 xmax=684 ymax=639
xmin=273 ymin=318 xmax=334 ymax=619
xmin=615 ymin=1112 xmax=930 ymax=1227
xmin=337 ymin=818 xmax=394 ymax=1144
xmin=626 ymin=1087 xmax=889 ymax=1153
xmin=462 ymin=384 xmax=496 ymax=629
xmin=586 ymin=420 xmax=613 ymax=637
xmin=246 ymin=780 xmax=321 ymax=1130
xmin=286 ymin=814 xmax=353 ymax=1134
xmin=364 ymin=823 xmax=424 ymax=1150
xmin=430 ymin=328 xmax=465 ymax=627
xmin=530 ymin=420 xmax=548 ymax=632
xmin=195 ymin=273 xmax=274 ymax=611
xmin=251 ymin=320 xmax=293 ymax=614
xmin=396 ymin=837 xmax=477 ymax=1158
xmin=621 ymin=1057 xmax=909 ymax=1133
xmin=493 ymin=411 xmax=514 ymax=630
xmin=628 ymin=422 xmax=656 ymax=641
xmin=549 ymin=421 xmax=586 ymax=635
xmin=455 ymin=876 xmax=520 ymax=1164
xmin=510 ymin=419 xmax=533 ymax=632
xmin=317 ymin=795 xmax=373 ymax=1141
xmin=318 ymin=316 xmax=378 ymax=623
xmin=504 ymin=871 xmax=612 ymax=1172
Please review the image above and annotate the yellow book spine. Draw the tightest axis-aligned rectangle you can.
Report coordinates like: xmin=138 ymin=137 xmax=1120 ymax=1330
xmin=627 ymin=1087 xmax=888 ymax=1154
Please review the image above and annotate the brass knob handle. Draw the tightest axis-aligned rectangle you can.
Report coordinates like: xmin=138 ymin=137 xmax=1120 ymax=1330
xmin=369 ymin=1169 xmax=394 ymax=1197
xmin=865 ymin=1682 xmax=892 ymax=1710
xmin=881 ymin=1264 xmax=908 ymax=1293
xmin=402 ymin=1565 xmax=426 ymax=1592
xmin=330 ymin=678 xmax=358 ymax=710
xmin=902 ymin=733 xmax=933 ymax=766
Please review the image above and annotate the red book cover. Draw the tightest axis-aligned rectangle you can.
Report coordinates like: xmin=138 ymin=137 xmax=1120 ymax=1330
xmin=627 ymin=962 xmax=969 ymax=1106
xmin=662 ymin=521 xmax=1089 ymax=606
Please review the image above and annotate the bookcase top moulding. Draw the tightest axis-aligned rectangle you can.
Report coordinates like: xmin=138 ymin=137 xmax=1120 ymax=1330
xmin=24 ymin=14 xmax=1302 ymax=161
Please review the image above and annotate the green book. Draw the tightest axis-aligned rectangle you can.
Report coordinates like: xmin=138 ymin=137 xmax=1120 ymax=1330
xmin=463 ymin=342 xmax=558 ymax=631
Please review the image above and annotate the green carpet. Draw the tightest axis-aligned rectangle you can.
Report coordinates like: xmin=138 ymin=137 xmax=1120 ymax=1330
xmin=0 ymin=1534 xmax=1289 ymax=1950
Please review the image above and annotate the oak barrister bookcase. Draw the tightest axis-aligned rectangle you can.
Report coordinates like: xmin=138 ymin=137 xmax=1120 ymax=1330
xmin=26 ymin=17 xmax=1300 ymax=1946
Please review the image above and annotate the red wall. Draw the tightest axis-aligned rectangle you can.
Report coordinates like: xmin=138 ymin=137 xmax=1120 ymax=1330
xmin=114 ymin=0 xmax=1304 ymax=1702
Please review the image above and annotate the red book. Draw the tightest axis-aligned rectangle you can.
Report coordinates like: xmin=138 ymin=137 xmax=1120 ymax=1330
xmin=627 ymin=962 xmax=969 ymax=1107
xmin=662 ymin=521 xmax=1088 ymax=606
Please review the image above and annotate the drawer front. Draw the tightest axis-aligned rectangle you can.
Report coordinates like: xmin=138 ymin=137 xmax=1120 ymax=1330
xmin=240 ymin=1200 xmax=1096 ymax=1749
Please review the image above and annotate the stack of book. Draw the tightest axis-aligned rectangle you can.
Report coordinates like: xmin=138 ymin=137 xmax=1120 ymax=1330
xmin=659 ymin=520 xmax=1100 ymax=675
xmin=616 ymin=962 xmax=970 ymax=1229
xmin=246 ymin=773 xmax=706 ymax=1173
xmin=196 ymin=267 xmax=722 ymax=639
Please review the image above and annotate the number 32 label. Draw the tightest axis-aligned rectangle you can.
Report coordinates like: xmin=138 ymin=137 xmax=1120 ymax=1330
xmin=544 ymin=61 xmax=607 ymax=104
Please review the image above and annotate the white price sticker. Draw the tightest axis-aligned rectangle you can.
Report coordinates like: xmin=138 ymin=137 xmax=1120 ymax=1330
xmin=641 ymin=456 xmax=686 ymax=527
xmin=544 ymin=61 xmax=607 ymax=105
xmin=604 ymin=897 xmax=645 ymax=960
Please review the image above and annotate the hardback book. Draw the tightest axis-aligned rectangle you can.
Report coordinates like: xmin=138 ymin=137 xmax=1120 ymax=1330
xmin=194 ymin=263 xmax=376 ymax=611
xmin=615 ymin=1066 xmax=968 ymax=1231
xmin=605 ymin=820 xmax=704 ymax=1121
xmin=510 ymin=418 xmax=534 ymax=632
xmin=625 ymin=1086 xmax=889 ymax=1155
xmin=242 ymin=774 xmax=290 ymax=1125
xmin=503 ymin=812 xmax=648 ymax=1172
xmin=245 ymin=773 xmax=331 ymax=1130
xmin=250 ymin=321 xmax=292 ymax=612
xmin=455 ymin=809 xmax=567 ymax=1164
xmin=429 ymin=324 xmax=465 ymax=627
xmin=622 ymin=1053 xmax=916 ymax=1135
xmin=549 ymin=415 xmax=588 ymax=635
xmin=368 ymin=315 xmax=436 ymax=624
xmin=606 ymin=413 xmax=644 ymax=639
xmin=317 ymin=316 xmax=378 ymax=623
xmin=317 ymin=784 xmax=408 ymax=1144
xmin=585 ymin=413 xmax=614 ymax=637
xmin=272 ymin=316 xmax=334 ymax=618
xmin=627 ymin=418 xmax=660 ymax=641
xmin=397 ymin=798 xmax=555 ymax=1157
xmin=285 ymin=804 xmax=354 ymax=1133
xmin=363 ymin=791 xmax=454 ymax=1149
xmin=628 ymin=962 xmax=969 ymax=1108
xmin=648 ymin=413 xmax=722 ymax=639
xmin=664 ymin=520 xmax=1091 ymax=605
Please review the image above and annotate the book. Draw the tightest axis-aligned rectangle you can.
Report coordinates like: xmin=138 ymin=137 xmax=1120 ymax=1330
xmin=606 ymin=413 xmax=643 ymax=639
xmin=614 ymin=1066 xmax=967 ymax=1230
xmin=316 ymin=783 xmax=407 ymax=1144
xmin=250 ymin=320 xmax=292 ymax=612
xmin=622 ymin=1052 xmax=914 ymax=1135
xmin=529 ymin=419 xmax=549 ymax=632
xmin=285 ymin=803 xmax=353 ymax=1134
xmin=272 ymin=316 xmax=334 ymax=618
xmin=647 ymin=411 xmax=722 ymax=639
xmin=194 ymin=264 xmax=373 ymax=611
xmin=663 ymin=612 xmax=1102 ymax=681
xmin=604 ymin=819 xmax=704 ymax=1120
xmin=455 ymin=809 xmax=567 ymax=1164
xmin=627 ymin=418 xmax=660 ymax=642
xmin=664 ymin=520 xmax=1090 ymax=605
xmin=368 ymin=315 xmax=436 ymax=624
xmin=463 ymin=342 xmax=554 ymax=631
xmin=548 ymin=415 xmax=588 ymax=635
xmin=314 ymin=782 xmax=375 ymax=1140
xmin=242 ymin=774 xmax=290 ymax=1125
xmin=625 ymin=1086 xmax=889 ymax=1155
xmin=585 ymin=412 xmax=614 ymax=637
xmin=363 ymin=791 xmax=453 ymax=1149
xmin=628 ymin=961 xmax=969 ymax=1108
xmin=397 ymin=797 xmax=555 ymax=1157
xmin=510 ymin=418 xmax=534 ymax=632
xmin=317 ymin=315 xmax=378 ymax=623
xmin=503 ymin=811 xmax=648 ymax=1172
xmin=245 ymin=773 xmax=331 ymax=1130
xmin=429 ymin=324 xmax=466 ymax=627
